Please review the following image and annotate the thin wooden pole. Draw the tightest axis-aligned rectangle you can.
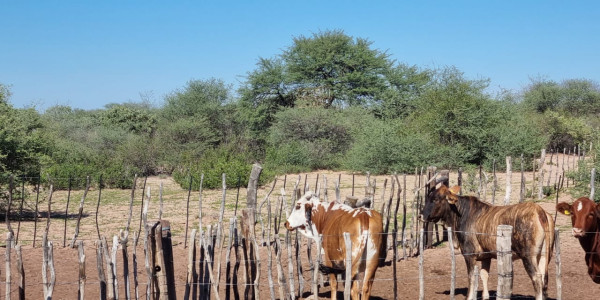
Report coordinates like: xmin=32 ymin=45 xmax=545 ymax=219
xmin=343 ymin=232 xmax=352 ymax=300
xmin=520 ymin=154 xmax=525 ymax=203
xmin=71 ymin=176 xmax=90 ymax=248
xmin=16 ymin=177 xmax=25 ymax=244
xmin=447 ymin=227 xmax=456 ymax=300
xmin=16 ymin=244 xmax=25 ymax=300
xmin=275 ymin=234 xmax=289 ymax=300
xmin=215 ymin=173 xmax=227 ymax=290
xmin=96 ymin=239 xmax=107 ymax=300
xmin=138 ymin=176 xmax=148 ymax=235
xmin=418 ymin=228 xmax=425 ymax=300
xmin=538 ymin=149 xmax=547 ymax=200
xmin=77 ymin=240 xmax=86 ymax=300
xmin=6 ymin=232 xmax=13 ymax=300
xmin=184 ymin=174 xmax=193 ymax=249
xmin=96 ymin=174 xmax=103 ymax=241
xmin=252 ymin=236 xmax=262 ymax=300
xmin=33 ymin=175 xmax=41 ymax=247
xmin=555 ymin=229 xmax=562 ymax=300
xmin=590 ymin=168 xmax=596 ymax=200
xmin=472 ymin=265 xmax=480 ymax=299
xmin=63 ymin=176 xmax=72 ymax=247
xmin=132 ymin=231 xmax=140 ymax=300
xmin=120 ymin=230 xmax=131 ymax=300
xmin=504 ymin=156 xmax=512 ymax=205
xmin=184 ymin=229 xmax=197 ymax=299
xmin=7 ymin=175 xmax=15 ymax=236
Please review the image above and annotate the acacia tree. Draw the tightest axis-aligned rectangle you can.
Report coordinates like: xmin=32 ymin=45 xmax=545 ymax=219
xmin=282 ymin=29 xmax=392 ymax=108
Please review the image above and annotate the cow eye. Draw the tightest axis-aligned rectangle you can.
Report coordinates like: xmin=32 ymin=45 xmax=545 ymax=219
xmin=295 ymin=205 xmax=301 ymax=210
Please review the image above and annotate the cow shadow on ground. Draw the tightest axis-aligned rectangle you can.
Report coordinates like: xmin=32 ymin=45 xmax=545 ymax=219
xmin=302 ymin=290 xmax=386 ymax=300
xmin=440 ymin=288 xmax=557 ymax=300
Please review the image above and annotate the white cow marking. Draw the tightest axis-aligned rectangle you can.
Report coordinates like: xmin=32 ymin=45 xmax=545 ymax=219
xmin=577 ymin=201 xmax=583 ymax=212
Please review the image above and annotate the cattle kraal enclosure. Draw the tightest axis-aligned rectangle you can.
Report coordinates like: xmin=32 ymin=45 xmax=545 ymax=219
xmin=0 ymin=151 xmax=599 ymax=299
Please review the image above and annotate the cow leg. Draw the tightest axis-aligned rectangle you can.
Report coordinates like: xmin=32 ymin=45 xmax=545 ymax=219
xmin=329 ymin=273 xmax=338 ymax=300
xmin=464 ymin=257 xmax=477 ymax=300
xmin=522 ymin=256 xmax=544 ymax=300
xmin=537 ymin=239 xmax=550 ymax=299
xmin=479 ymin=259 xmax=491 ymax=300
xmin=361 ymin=255 xmax=379 ymax=300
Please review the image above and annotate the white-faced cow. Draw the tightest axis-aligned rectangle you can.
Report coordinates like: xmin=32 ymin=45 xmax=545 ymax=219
xmin=422 ymin=185 xmax=554 ymax=300
xmin=284 ymin=191 xmax=383 ymax=300
xmin=557 ymin=197 xmax=600 ymax=283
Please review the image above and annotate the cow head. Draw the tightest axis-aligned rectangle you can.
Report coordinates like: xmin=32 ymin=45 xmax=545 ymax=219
xmin=421 ymin=184 xmax=461 ymax=223
xmin=284 ymin=191 xmax=318 ymax=238
xmin=557 ymin=197 xmax=600 ymax=238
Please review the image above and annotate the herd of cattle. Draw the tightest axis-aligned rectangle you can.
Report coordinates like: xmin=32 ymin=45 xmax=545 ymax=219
xmin=284 ymin=180 xmax=600 ymax=300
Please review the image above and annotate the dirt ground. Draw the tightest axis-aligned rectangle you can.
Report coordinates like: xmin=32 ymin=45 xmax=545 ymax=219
xmin=3 ymin=153 xmax=600 ymax=299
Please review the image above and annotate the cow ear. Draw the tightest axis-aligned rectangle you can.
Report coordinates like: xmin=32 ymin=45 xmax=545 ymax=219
xmin=445 ymin=185 xmax=460 ymax=204
xmin=556 ymin=202 xmax=573 ymax=216
xmin=449 ymin=186 xmax=461 ymax=195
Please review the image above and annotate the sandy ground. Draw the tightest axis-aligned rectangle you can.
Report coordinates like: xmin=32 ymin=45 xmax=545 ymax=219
xmin=3 ymin=153 xmax=600 ymax=299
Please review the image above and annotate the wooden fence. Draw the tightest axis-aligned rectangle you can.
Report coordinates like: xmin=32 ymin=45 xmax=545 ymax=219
xmin=0 ymin=149 xmax=593 ymax=299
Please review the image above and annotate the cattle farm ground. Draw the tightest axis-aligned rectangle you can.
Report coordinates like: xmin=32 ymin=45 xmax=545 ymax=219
xmin=3 ymin=153 xmax=600 ymax=299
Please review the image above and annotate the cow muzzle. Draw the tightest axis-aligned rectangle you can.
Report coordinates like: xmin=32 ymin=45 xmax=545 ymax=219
xmin=284 ymin=221 xmax=295 ymax=231
xmin=572 ymin=228 xmax=585 ymax=238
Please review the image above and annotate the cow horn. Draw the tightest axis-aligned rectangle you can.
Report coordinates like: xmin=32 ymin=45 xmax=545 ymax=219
xmin=436 ymin=176 xmax=449 ymax=184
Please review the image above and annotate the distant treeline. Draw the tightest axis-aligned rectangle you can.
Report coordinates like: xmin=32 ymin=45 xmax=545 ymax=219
xmin=1 ymin=30 xmax=599 ymax=191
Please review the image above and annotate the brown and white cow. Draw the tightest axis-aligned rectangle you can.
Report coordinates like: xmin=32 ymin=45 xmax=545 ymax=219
xmin=557 ymin=197 xmax=600 ymax=283
xmin=284 ymin=191 xmax=383 ymax=300
xmin=422 ymin=185 xmax=554 ymax=300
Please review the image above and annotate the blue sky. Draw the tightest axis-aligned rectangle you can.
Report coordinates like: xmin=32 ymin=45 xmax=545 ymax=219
xmin=1 ymin=1 xmax=598 ymax=111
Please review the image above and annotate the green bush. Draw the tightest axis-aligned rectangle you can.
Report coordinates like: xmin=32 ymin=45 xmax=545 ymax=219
xmin=173 ymin=145 xmax=274 ymax=190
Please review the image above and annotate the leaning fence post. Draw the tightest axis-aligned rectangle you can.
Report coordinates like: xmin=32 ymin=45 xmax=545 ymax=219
xmin=447 ymin=227 xmax=456 ymax=300
xmin=555 ymin=229 xmax=562 ymax=300
xmin=496 ymin=225 xmax=513 ymax=300
xmin=343 ymin=232 xmax=352 ymax=300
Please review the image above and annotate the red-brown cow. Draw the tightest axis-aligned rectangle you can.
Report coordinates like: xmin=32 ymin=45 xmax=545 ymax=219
xmin=557 ymin=197 xmax=600 ymax=283
xmin=422 ymin=185 xmax=554 ymax=300
xmin=284 ymin=191 xmax=383 ymax=300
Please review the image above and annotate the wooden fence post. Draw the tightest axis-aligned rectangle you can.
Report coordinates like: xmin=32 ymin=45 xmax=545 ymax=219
xmin=447 ymin=227 xmax=456 ymax=300
xmin=343 ymin=232 xmax=352 ymax=300
xmin=152 ymin=220 xmax=177 ymax=300
xmin=96 ymin=239 xmax=107 ymax=300
xmin=78 ymin=240 xmax=86 ymax=300
xmin=419 ymin=228 xmax=425 ymax=300
xmin=538 ymin=149 xmax=546 ymax=200
xmin=6 ymin=232 xmax=13 ymax=300
xmin=590 ymin=168 xmax=596 ymax=200
xmin=555 ymin=229 xmax=562 ymax=300
xmin=504 ymin=156 xmax=512 ymax=205
xmin=496 ymin=225 xmax=513 ymax=300
xmin=184 ymin=229 xmax=197 ymax=300
xmin=70 ymin=177 xmax=90 ymax=248
xmin=16 ymin=244 xmax=25 ymax=300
